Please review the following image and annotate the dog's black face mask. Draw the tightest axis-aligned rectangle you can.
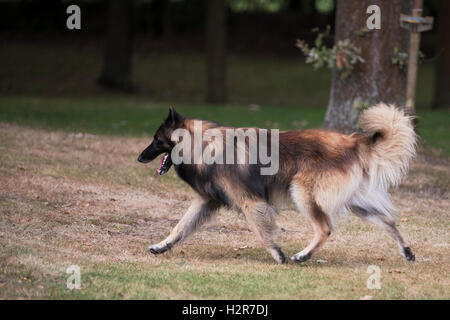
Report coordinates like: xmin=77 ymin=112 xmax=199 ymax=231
xmin=137 ymin=107 xmax=182 ymax=175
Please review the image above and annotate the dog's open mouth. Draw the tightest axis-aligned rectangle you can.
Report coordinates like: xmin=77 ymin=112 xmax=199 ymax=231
xmin=156 ymin=152 xmax=173 ymax=175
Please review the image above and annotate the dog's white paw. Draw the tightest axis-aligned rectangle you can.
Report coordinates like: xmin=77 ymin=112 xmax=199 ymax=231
xmin=148 ymin=243 xmax=170 ymax=255
xmin=290 ymin=251 xmax=312 ymax=263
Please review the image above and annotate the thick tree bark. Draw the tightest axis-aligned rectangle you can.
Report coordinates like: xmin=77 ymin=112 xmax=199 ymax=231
xmin=324 ymin=0 xmax=413 ymax=133
xmin=98 ymin=0 xmax=135 ymax=92
xmin=205 ymin=0 xmax=227 ymax=104
xmin=433 ymin=0 xmax=450 ymax=109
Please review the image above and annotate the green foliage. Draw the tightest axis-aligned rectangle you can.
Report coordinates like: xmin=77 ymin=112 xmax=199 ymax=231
xmin=227 ymin=0 xmax=288 ymax=12
xmin=315 ymin=0 xmax=334 ymax=14
xmin=227 ymin=0 xmax=335 ymax=13
xmin=358 ymin=27 xmax=371 ymax=38
xmin=296 ymin=26 xmax=365 ymax=79
xmin=392 ymin=47 xmax=425 ymax=70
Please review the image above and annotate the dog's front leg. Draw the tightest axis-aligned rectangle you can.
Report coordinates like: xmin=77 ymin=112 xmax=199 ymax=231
xmin=149 ymin=197 xmax=219 ymax=254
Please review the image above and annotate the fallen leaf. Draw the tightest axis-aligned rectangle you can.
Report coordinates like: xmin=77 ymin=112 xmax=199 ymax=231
xmin=234 ymin=245 xmax=252 ymax=251
xmin=389 ymin=269 xmax=404 ymax=274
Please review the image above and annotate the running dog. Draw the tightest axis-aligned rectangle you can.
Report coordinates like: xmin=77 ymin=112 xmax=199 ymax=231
xmin=138 ymin=103 xmax=416 ymax=264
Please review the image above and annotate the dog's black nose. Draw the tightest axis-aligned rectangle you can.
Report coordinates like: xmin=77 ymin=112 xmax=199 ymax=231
xmin=138 ymin=154 xmax=150 ymax=163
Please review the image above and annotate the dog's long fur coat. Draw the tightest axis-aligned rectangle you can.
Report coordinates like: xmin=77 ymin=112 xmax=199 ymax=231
xmin=138 ymin=103 xmax=417 ymax=264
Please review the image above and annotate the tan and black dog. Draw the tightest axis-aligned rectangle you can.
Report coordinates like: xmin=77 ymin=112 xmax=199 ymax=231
xmin=138 ymin=103 xmax=416 ymax=264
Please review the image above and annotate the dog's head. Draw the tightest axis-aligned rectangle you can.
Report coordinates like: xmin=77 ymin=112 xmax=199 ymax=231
xmin=138 ymin=107 xmax=183 ymax=175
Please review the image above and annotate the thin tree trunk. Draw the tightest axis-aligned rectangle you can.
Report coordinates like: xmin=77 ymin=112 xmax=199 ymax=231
xmin=324 ymin=0 xmax=412 ymax=133
xmin=162 ymin=0 xmax=172 ymax=40
xmin=153 ymin=0 xmax=172 ymax=39
xmin=433 ymin=0 xmax=450 ymax=109
xmin=205 ymin=0 xmax=227 ymax=104
xmin=98 ymin=0 xmax=135 ymax=92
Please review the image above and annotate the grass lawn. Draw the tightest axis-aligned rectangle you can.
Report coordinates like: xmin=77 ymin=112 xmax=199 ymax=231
xmin=0 ymin=38 xmax=448 ymax=299
xmin=0 ymin=123 xmax=448 ymax=299
xmin=0 ymin=96 xmax=448 ymax=299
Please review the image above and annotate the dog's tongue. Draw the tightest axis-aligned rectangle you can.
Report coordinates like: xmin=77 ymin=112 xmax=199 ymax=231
xmin=156 ymin=153 xmax=169 ymax=175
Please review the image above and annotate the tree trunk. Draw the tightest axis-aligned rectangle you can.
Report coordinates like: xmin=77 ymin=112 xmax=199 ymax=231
xmin=323 ymin=0 xmax=412 ymax=133
xmin=432 ymin=0 xmax=450 ymax=109
xmin=98 ymin=0 xmax=135 ymax=92
xmin=153 ymin=0 xmax=172 ymax=39
xmin=205 ymin=0 xmax=227 ymax=104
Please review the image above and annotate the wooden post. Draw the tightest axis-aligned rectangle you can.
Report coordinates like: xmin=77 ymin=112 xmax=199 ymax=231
xmin=404 ymin=0 xmax=424 ymax=113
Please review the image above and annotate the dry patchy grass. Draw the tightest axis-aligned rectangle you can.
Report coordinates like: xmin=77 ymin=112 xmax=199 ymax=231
xmin=0 ymin=123 xmax=449 ymax=299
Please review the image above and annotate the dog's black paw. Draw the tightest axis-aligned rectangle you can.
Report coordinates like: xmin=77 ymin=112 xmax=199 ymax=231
xmin=148 ymin=244 xmax=170 ymax=255
xmin=403 ymin=247 xmax=415 ymax=263
xmin=276 ymin=247 xmax=287 ymax=264
xmin=279 ymin=252 xmax=287 ymax=264
xmin=290 ymin=251 xmax=312 ymax=263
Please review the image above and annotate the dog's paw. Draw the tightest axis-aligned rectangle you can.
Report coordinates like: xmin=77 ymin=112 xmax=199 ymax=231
xmin=148 ymin=243 xmax=170 ymax=255
xmin=290 ymin=251 xmax=312 ymax=263
xmin=269 ymin=247 xmax=286 ymax=264
xmin=403 ymin=247 xmax=415 ymax=263
xmin=277 ymin=251 xmax=287 ymax=264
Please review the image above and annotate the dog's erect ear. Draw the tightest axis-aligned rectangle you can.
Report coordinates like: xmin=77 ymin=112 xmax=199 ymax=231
xmin=164 ymin=106 xmax=182 ymax=127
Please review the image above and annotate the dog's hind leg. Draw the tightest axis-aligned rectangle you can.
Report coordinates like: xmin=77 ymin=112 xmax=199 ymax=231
xmin=240 ymin=200 xmax=286 ymax=264
xmin=351 ymin=205 xmax=415 ymax=263
xmin=149 ymin=197 xmax=219 ymax=254
xmin=290 ymin=185 xmax=331 ymax=263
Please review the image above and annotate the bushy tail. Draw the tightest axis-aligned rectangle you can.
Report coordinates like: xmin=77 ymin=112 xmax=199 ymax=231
xmin=358 ymin=103 xmax=417 ymax=190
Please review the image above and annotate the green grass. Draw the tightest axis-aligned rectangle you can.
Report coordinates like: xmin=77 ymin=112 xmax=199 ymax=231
xmin=415 ymin=111 xmax=450 ymax=156
xmin=2 ymin=250 xmax=445 ymax=299
xmin=1 ymin=247 xmax=440 ymax=300
xmin=0 ymin=96 xmax=448 ymax=155
xmin=0 ymin=96 xmax=325 ymax=135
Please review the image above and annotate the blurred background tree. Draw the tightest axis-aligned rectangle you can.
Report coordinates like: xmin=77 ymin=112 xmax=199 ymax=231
xmin=98 ymin=0 xmax=135 ymax=92
xmin=206 ymin=0 xmax=226 ymax=104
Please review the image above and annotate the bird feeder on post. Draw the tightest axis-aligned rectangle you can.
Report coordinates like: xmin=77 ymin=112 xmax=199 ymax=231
xmin=400 ymin=0 xmax=433 ymax=114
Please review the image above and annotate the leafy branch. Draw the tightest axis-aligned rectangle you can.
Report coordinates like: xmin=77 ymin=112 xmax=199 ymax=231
xmin=296 ymin=26 xmax=365 ymax=79
xmin=392 ymin=47 xmax=425 ymax=70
